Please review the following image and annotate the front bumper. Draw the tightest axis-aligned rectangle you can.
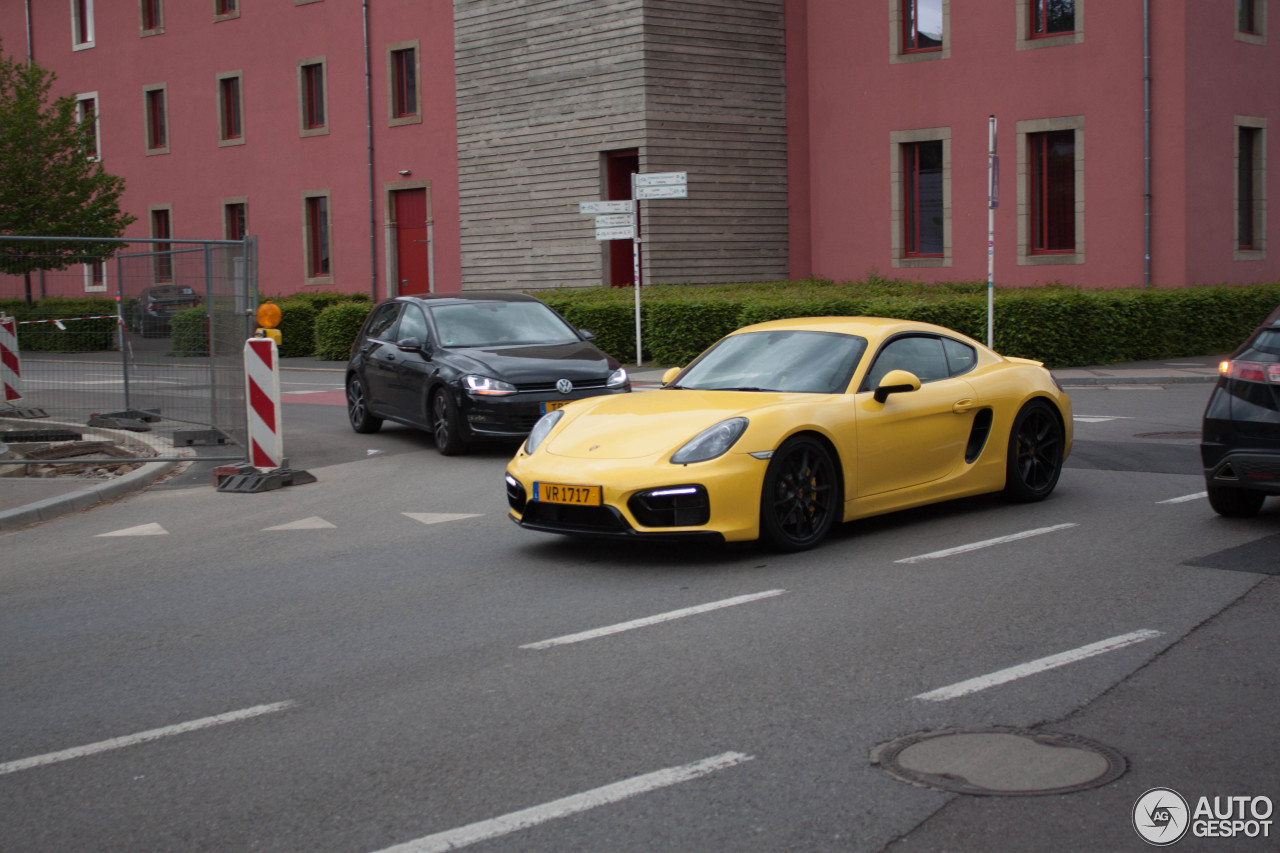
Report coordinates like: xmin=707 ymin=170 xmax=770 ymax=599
xmin=461 ymin=387 xmax=629 ymax=438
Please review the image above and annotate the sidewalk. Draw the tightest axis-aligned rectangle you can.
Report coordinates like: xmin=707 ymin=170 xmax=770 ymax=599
xmin=0 ymin=356 xmax=1224 ymax=532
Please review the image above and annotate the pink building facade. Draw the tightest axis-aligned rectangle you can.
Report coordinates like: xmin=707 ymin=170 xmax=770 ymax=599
xmin=2 ymin=1 xmax=1277 ymax=298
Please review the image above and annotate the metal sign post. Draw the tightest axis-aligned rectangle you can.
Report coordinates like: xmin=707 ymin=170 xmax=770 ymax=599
xmin=987 ymin=115 xmax=998 ymax=349
xmin=578 ymin=172 xmax=688 ymax=365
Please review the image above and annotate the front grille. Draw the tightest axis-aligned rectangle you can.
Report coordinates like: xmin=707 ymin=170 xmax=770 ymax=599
xmin=628 ymin=485 xmax=710 ymax=528
xmin=521 ymin=501 xmax=629 ymax=533
xmin=514 ymin=379 xmax=609 ymax=393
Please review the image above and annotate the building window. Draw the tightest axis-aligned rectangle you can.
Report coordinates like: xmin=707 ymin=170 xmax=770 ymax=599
xmin=72 ymin=0 xmax=95 ymax=49
xmin=1236 ymin=0 xmax=1268 ymax=44
xmin=218 ymin=72 xmax=244 ymax=145
xmin=891 ymin=0 xmax=949 ymax=63
xmin=224 ymin=200 xmax=247 ymax=241
xmin=903 ymin=141 xmax=945 ymax=257
xmin=903 ymin=0 xmax=943 ymax=52
xmin=140 ymin=0 xmax=163 ymax=34
xmin=303 ymin=193 xmax=333 ymax=281
xmin=1017 ymin=116 xmax=1084 ymax=264
xmin=76 ymin=93 xmax=100 ymax=160
xmin=1236 ymin=118 xmax=1267 ymax=258
xmin=144 ymin=84 xmax=168 ymax=154
xmin=84 ymin=260 xmax=107 ymax=293
xmin=298 ymin=59 xmax=328 ymax=136
xmin=1018 ymin=0 xmax=1084 ymax=49
xmin=388 ymin=43 xmax=421 ymax=125
xmin=214 ymin=0 xmax=239 ymax=22
xmin=151 ymin=208 xmax=173 ymax=283
xmin=891 ymin=129 xmax=951 ymax=269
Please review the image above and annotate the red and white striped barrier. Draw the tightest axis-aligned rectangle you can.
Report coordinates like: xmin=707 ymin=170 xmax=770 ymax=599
xmin=0 ymin=314 xmax=21 ymax=404
xmin=244 ymin=337 xmax=283 ymax=470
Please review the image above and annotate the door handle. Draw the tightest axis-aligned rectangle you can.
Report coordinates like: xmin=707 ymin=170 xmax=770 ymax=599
xmin=952 ymin=399 xmax=974 ymax=414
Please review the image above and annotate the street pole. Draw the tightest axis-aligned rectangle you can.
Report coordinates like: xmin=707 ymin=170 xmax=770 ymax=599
xmin=987 ymin=115 xmax=998 ymax=349
xmin=631 ymin=172 xmax=642 ymax=365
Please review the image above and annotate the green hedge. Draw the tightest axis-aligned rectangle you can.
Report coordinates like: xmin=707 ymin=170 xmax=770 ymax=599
xmin=260 ymin=291 xmax=372 ymax=359
xmin=314 ymin=301 xmax=373 ymax=361
xmin=537 ymin=280 xmax=1280 ymax=368
xmin=0 ymin=298 xmax=117 ymax=352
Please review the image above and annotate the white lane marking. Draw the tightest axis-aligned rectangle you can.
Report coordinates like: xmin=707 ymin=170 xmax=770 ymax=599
xmin=0 ymin=701 xmax=295 ymax=776
xmin=1074 ymin=416 xmax=1123 ymax=423
xmin=520 ymin=590 xmax=787 ymax=650
xmin=264 ymin=516 xmax=336 ymax=530
xmin=403 ymin=512 xmax=483 ymax=525
xmin=1158 ymin=492 xmax=1206 ymax=504
xmin=914 ymin=629 xmax=1163 ymax=702
xmin=95 ymin=522 xmax=169 ymax=537
xmin=894 ymin=524 xmax=1078 ymax=564
xmin=371 ymin=751 xmax=754 ymax=853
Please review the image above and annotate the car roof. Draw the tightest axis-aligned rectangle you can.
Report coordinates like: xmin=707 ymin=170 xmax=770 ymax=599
xmin=730 ymin=315 xmax=984 ymax=344
xmin=394 ymin=291 xmax=539 ymax=307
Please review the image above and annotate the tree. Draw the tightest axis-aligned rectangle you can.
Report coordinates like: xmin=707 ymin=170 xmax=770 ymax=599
xmin=0 ymin=39 xmax=135 ymax=304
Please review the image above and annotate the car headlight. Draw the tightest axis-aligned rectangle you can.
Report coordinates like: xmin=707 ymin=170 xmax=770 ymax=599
xmin=607 ymin=367 xmax=629 ymax=388
xmin=670 ymin=417 xmax=748 ymax=465
xmin=525 ymin=408 xmax=563 ymax=454
xmin=463 ymin=374 xmax=516 ymax=396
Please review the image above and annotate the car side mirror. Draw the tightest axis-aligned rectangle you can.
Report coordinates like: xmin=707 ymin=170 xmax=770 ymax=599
xmin=873 ymin=369 xmax=921 ymax=403
xmin=661 ymin=367 xmax=683 ymax=386
xmin=578 ymin=329 xmax=597 ymax=341
xmin=397 ymin=336 xmax=431 ymax=356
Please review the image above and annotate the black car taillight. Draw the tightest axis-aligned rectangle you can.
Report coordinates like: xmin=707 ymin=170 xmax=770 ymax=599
xmin=1220 ymin=359 xmax=1280 ymax=384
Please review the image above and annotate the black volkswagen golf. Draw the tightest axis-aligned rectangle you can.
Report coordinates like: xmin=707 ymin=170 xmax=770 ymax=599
xmin=346 ymin=292 xmax=629 ymax=454
xmin=1201 ymin=303 xmax=1280 ymax=516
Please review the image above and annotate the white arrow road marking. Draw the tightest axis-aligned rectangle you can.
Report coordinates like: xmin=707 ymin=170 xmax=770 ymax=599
xmin=0 ymin=701 xmax=295 ymax=776
xmin=521 ymin=590 xmax=787 ymax=650
xmin=402 ymin=512 xmax=483 ymax=525
xmin=895 ymin=524 xmax=1078 ymax=564
xmin=263 ymin=516 xmax=336 ymax=530
xmin=371 ymin=751 xmax=755 ymax=853
xmin=914 ymin=629 xmax=1163 ymax=701
xmin=1158 ymin=492 xmax=1206 ymax=504
xmin=1073 ymin=415 xmax=1130 ymax=423
xmin=95 ymin=522 xmax=168 ymax=537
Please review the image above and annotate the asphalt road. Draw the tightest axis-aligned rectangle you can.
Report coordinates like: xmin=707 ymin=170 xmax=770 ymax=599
xmin=1 ymin=376 xmax=1276 ymax=852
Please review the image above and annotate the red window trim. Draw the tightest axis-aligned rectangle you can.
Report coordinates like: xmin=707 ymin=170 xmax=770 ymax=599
xmin=391 ymin=49 xmax=417 ymax=118
xmin=74 ymin=0 xmax=92 ymax=44
xmin=302 ymin=63 xmax=326 ymax=130
xmin=1238 ymin=0 xmax=1258 ymax=34
xmin=225 ymin=203 xmax=247 ymax=242
xmin=902 ymin=0 xmax=943 ymax=53
xmin=145 ymin=88 xmax=167 ymax=150
xmin=1030 ymin=0 xmax=1076 ymax=39
xmin=903 ymin=141 xmax=944 ymax=258
xmin=1238 ymin=126 xmax=1259 ymax=251
xmin=1029 ymin=130 xmax=1076 ymax=255
xmin=220 ymin=77 xmax=242 ymax=140
xmin=305 ymin=196 xmax=330 ymax=277
xmin=141 ymin=0 xmax=162 ymax=31
xmin=151 ymin=210 xmax=173 ymax=283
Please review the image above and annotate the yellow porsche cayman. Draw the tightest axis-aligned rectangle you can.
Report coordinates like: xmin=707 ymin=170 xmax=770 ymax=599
xmin=505 ymin=317 xmax=1072 ymax=551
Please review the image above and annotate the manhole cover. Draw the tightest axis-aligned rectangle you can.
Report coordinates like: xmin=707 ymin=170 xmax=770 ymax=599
xmin=872 ymin=727 xmax=1127 ymax=796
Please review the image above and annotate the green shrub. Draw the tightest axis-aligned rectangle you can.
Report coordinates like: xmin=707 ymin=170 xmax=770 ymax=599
xmin=314 ymin=301 xmax=373 ymax=361
xmin=0 ymin=298 xmax=117 ymax=353
xmin=168 ymin=306 xmax=208 ymax=356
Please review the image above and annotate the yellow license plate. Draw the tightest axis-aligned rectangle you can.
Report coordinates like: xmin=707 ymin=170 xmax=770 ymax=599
xmin=535 ymin=483 xmax=601 ymax=505
xmin=541 ymin=399 xmax=572 ymax=413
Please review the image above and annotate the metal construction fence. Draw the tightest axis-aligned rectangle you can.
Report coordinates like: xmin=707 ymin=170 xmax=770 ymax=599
xmin=0 ymin=236 xmax=258 ymax=462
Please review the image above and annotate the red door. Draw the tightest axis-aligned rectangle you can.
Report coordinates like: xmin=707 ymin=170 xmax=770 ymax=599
xmin=606 ymin=150 xmax=638 ymax=287
xmin=394 ymin=189 xmax=430 ymax=295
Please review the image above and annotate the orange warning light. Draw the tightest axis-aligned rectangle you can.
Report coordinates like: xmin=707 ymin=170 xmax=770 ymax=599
xmin=256 ymin=302 xmax=282 ymax=329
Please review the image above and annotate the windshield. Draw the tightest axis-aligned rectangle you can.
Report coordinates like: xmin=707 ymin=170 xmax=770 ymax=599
xmin=673 ymin=330 xmax=866 ymax=394
xmin=431 ymin=301 xmax=581 ymax=347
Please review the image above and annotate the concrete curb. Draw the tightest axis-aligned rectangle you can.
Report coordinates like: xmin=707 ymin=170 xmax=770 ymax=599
xmin=0 ymin=423 xmax=192 ymax=533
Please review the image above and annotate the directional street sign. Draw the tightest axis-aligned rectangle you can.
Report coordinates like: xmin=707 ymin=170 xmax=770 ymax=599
xmin=636 ymin=184 xmax=688 ymax=200
xmin=594 ymin=214 xmax=634 ymax=228
xmin=635 ymin=171 xmax=687 ymax=187
xmin=579 ymin=200 xmax=634 ymax=215
xmin=595 ymin=226 xmax=636 ymax=241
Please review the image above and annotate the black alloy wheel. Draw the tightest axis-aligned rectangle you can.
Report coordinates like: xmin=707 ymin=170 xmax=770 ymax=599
xmin=1207 ymin=484 xmax=1266 ymax=518
xmin=760 ymin=435 xmax=839 ymax=551
xmin=1004 ymin=400 xmax=1064 ymax=501
xmin=346 ymin=375 xmax=383 ymax=434
xmin=431 ymin=389 xmax=466 ymax=456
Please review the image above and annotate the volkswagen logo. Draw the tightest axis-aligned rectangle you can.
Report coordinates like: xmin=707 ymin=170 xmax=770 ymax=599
xmin=556 ymin=378 xmax=574 ymax=395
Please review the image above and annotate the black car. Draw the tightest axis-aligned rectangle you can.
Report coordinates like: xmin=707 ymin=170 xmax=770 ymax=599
xmin=132 ymin=285 xmax=202 ymax=337
xmin=345 ymin=292 xmax=630 ymax=454
xmin=1201 ymin=303 xmax=1280 ymax=516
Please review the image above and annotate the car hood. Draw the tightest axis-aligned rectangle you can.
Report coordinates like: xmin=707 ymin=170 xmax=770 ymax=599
xmin=545 ymin=389 xmax=794 ymax=460
xmin=445 ymin=341 xmax=618 ymax=383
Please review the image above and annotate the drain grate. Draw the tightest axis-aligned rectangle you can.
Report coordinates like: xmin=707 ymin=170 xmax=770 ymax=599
xmin=872 ymin=727 xmax=1127 ymax=796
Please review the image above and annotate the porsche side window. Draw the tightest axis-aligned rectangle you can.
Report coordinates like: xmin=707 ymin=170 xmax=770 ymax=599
xmin=398 ymin=304 xmax=429 ymax=344
xmin=366 ymin=303 xmax=402 ymax=341
xmin=863 ymin=335 xmax=949 ymax=390
xmin=941 ymin=337 xmax=976 ymax=376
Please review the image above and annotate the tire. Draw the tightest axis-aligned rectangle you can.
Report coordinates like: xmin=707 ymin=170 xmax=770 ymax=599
xmin=1207 ymin=484 xmax=1266 ymax=518
xmin=431 ymin=389 xmax=467 ymax=456
xmin=346 ymin=374 xmax=383 ymax=434
xmin=1004 ymin=399 xmax=1065 ymax=502
xmin=759 ymin=435 xmax=839 ymax=552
